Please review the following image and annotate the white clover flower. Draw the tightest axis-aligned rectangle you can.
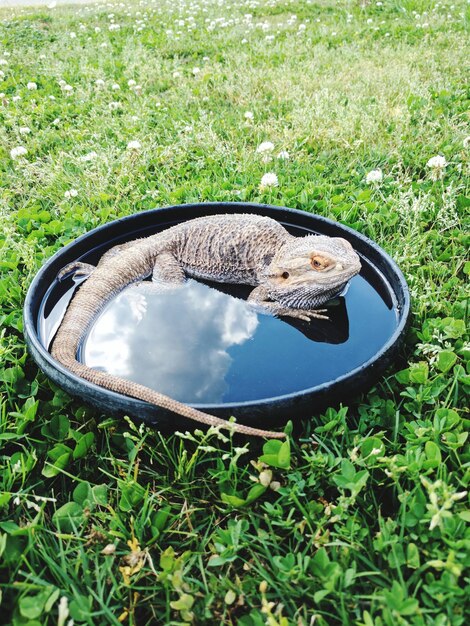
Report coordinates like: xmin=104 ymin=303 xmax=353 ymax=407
xmin=94 ymin=26 xmax=101 ymax=33
xmin=192 ymin=67 xmax=200 ymax=75
xmin=127 ymin=79 xmax=136 ymax=87
xmin=27 ymin=81 xmax=37 ymax=90
xmin=259 ymin=172 xmax=278 ymax=190
xmin=111 ymin=83 xmax=120 ymax=90
xmin=49 ymin=95 xmax=55 ymax=100
xmin=81 ymin=151 xmax=98 ymax=162
xmin=426 ymin=155 xmax=447 ymax=180
xmin=12 ymin=95 xmax=21 ymax=102
xmin=244 ymin=110 xmax=254 ymax=120
xmin=172 ymin=71 xmax=181 ymax=78
xmin=0 ymin=70 xmax=5 ymax=78
xmin=108 ymin=101 xmax=121 ymax=110
xmin=62 ymin=84 xmax=74 ymax=93
xmin=277 ymin=150 xmax=290 ymax=160
xmin=19 ymin=126 xmax=31 ymax=135
xmin=0 ymin=59 xmax=8 ymax=66
xmin=95 ymin=79 xmax=105 ymax=88
xmin=10 ymin=146 xmax=27 ymax=159
xmin=52 ymin=118 xmax=60 ymax=125
xmin=426 ymin=155 xmax=447 ymax=169
xmin=69 ymin=32 xmax=77 ymax=39
xmin=64 ymin=189 xmax=78 ymax=199
xmin=127 ymin=140 xmax=142 ymax=151
xmin=366 ymin=168 xmax=383 ymax=184
xmin=109 ymin=24 xmax=121 ymax=31
xmin=100 ymin=43 xmax=108 ymax=48
xmin=257 ymin=141 xmax=275 ymax=154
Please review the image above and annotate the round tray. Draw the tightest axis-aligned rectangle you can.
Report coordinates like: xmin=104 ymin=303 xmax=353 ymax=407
xmin=24 ymin=203 xmax=410 ymax=431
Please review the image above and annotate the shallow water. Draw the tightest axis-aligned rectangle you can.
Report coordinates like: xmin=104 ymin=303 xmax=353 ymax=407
xmin=41 ymin=263 xmax=398 ymax=404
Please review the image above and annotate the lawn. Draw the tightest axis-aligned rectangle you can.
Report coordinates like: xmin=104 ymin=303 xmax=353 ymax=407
xmin=0 ymin=0 xmax=469 ymax=624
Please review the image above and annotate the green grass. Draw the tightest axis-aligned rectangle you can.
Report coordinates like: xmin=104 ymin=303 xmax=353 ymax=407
xmin=0 ymin=0 xmax=469 ymax=624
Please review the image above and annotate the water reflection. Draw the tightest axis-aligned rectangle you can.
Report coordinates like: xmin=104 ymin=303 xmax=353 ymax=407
xmin=83 ymin=281 xmax=260 ymax=403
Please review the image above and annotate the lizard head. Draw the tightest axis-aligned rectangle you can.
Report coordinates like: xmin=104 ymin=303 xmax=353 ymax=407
xmin=265 ymin=234 xmax=362 ymax=308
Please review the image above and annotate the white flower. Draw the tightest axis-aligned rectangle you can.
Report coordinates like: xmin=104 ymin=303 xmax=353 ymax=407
xmin=109 ymin=24 xmax=120 ymax=31
xmin=365 ymin=168 xmax=383 ymax=184
xmin=19 ymin=126 xmax=31 ymax=135
xmin=108 ymin=101 xmax=121 ymax=110
xmin=426 ymin=155 xmax=447 ymax=169
xmin=0 ymin=59 xmax=8 ymax=66
xmin=94 ymin=26 xmax=101 ymax=33
xmin=69 ymin=32 xmax=76 ymax=39
xmin=27 ymin=82 xmax=37 ymax=90
xmin=0 ymin=70 xmax=4 ymax=78
xmin=127 ymin=140 xmax=142 ymax=151
xmin=277 ymin=150 xmax=290 ymax=160
xmin=244 ymin=111 xmax=254 ymax=120
xmin=47 ymin=1 xmax=57 ymax=8
xmin=62 ymin=84 xmax=73 ymax=93
xmin=111 ymin=83 xmax=120 ymax=90
xmin=172 ymin=71 xmax=181 ymax=78
xmin=192 ymin=67 xmax=200 ymax=75
xmin=463 ymin=136 xmax=470 ymax=149
xmin=95 ymin=79 xmax=105 ymax=88
xmin=81 ymin=151 xmax=98 ymax=162
xmin=52 ymin=118 xmax=60 ymax=125
xmin=10 ymin=146 xmax=27 ymax=159
xmin=64 ymin=189 xmax=78 ymax=199
xmin=127 ymin=79 xmax=136 ymax=87
xmin=259 ymin=172 xmax=278 ymax=190
xmin=257 ymin=141 xmax=275 ymax=154
xmin=426 ymin=155 xmax=447 ymax=180
xmin=12 ymin=95 xmax=21 ymax=102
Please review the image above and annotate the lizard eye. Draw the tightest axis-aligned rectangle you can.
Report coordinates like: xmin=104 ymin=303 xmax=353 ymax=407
xmin=311 ymin=255 xmax=331 ymax=271
xmin=281 ymin=271 xmax=290 ymax=279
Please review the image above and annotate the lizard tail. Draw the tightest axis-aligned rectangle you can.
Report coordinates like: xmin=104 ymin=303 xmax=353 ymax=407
xmin=51 ymin=345 xmax=286 ymax=439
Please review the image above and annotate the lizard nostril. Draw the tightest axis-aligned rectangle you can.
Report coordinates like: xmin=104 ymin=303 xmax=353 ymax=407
xmin=282 ymin=271 xmax=290 ymax=279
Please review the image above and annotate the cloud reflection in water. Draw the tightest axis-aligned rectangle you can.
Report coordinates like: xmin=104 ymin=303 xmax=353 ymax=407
xmin=83 ymin=280 xmax=259 ymax=403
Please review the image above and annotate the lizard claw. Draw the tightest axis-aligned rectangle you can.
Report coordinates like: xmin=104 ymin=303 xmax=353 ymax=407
xmin=283 ymin=308 xmax=329 ymax=322
xmin=57 ymin=262 xmax=95 ymax=282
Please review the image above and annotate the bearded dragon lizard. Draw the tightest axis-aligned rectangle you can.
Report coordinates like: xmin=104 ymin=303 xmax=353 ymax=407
xmin=51 ymin=214 xmax=361 ymax=439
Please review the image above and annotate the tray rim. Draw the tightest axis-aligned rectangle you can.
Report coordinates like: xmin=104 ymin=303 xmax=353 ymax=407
xmin=24 ymin=202 xmax=411 ymax=422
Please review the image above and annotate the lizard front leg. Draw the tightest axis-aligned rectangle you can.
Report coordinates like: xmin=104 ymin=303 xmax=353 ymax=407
xmin=248 ymin=285 xmax=329 ymax=321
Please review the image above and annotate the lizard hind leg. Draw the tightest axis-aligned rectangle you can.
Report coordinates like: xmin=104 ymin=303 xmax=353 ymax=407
xmin=57 ymin=261 xmax=95 ymax=283
xmin=151 ymin=251 xmax=187 ymax=290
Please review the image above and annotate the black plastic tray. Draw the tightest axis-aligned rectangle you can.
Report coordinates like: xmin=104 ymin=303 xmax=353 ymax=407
xmin=24 ymin=203 xmax=410 ymax=431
